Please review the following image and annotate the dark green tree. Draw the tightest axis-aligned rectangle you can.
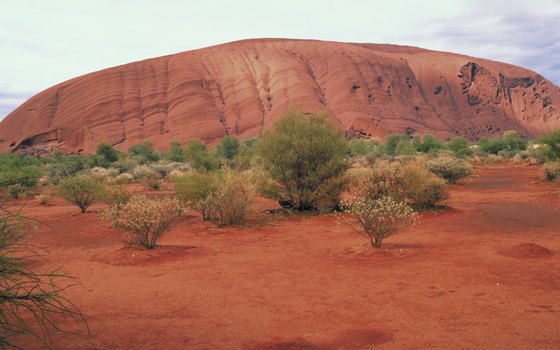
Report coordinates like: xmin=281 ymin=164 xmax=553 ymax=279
xmin=96 ymin=142 xmax=119 ymax=164
xmin=167 ymin=141 xmax=184 ymax=162
xmin=128 ymin=141 xmax=159 ymax=164
xmin=215 ymin=135 xmax=240 ymax=161
xmin=183 ymin=139 xmax=218 ymax=171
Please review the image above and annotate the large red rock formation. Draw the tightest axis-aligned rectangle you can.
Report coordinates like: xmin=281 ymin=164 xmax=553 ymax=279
xmin=1 ymin=38 xmax=559 ymax=154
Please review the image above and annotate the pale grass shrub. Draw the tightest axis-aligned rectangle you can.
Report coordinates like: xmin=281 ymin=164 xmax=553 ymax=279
xmin=400 ymin=160 xmax=449 ymax=208
xmin=131 ymin=165 xmax=156 ymax=180
xmin=543 ymin=161 xmax=560 ymax=182
xmin=348 ymin=195 xmax=417 ymax=248
xmin=102 ymin=184 xmax=132 ymax=223
xmin=36 ymin=186 xmax=54 ymax=205
xmin=168 ymin=169 xmax=189 ymax=179
xmin=89 ymin=167 xmax=120 ymax=181
xmin=173 ymin=169 xmax=253 ymax=226
xmin=141 ymin=173 xmax=162 ymax=191
xmin=111 ymin=172 xmax=134 ymax=184
xmin=357 ymin=159 xmax=449 ymax=208
xmin=427 ymin=156 xmax=473 ymax=183
xmin=109 ymin=195 xmax=183 ymax=249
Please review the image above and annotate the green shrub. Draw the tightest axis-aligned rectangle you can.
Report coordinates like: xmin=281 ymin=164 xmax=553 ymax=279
xmin=446 ymin=137 xmax=472 ymax=157
xmin=173 ymin=169 xmax=253 ymax=226
xmin=394 ymin=139 xmax=416 ymax=156
xmin=128 ymin=141 xmax=160 ymax=164
xmin=348 ymin=138 xmax=379 ymax=157
xmin=256 ymin=109 xmax=349 ymax=211
xmin=415 ymin=134 xmax=444 ymax=153
xmin=215 ymin=135 xmax=240 ymax=162
xmin=539 ymin=130 xmax=560 ymax=160
xmin=173 ymin=171 xmax=220 ymax=220
xmin=384 ymin=134 xmax=410 ymax=156
xmin=427 ymin=156 xmax=473 ymax=183
xmin=47 ymin=155 xmax=85 ymax=184
xmin=543 ymin=161 xmax=560 ymax=182
xmin=57 ymin=175 xmax=106 ymax=213
xmin=348 ymin=195 xmax=417 ymax=248
xmin=96 ymin=142 xmax=119 ymax=166
xmin=233 ymin=138 xmax=257 ymax=170
xmin=109 ymin=195 xmax=183 ymax=249
xmin=167 ymin=141 xmax=184 ymax=162
xmin=0 ymin=154 xmax=43 ymax=196
xmin=183 ymin=139 xmax=218 ymax=171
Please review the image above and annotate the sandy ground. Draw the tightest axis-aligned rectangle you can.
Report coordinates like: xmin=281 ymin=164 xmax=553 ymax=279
xmin=11 ymin=163 xmax=560 ymax=349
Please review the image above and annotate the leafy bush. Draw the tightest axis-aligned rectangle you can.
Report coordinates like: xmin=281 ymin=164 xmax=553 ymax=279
xmin=95 ymin=142 xmax=119 ymax=166
xmin=184 ymin=139 xmax=218 ymax=171
xmin=348 ymin=195 xmax=417 ymax=248
xmin=215 ymin=135 xmax=240 ymax=163
xmin=479 ymin=131 xmax=527 ymax=156
xmin=46 ymin=155 xmax=85 ymax=184
xmin=427 ymin=156 xmax=473 ymax=183
xmin=109 ymin=195 xmax=183 ymax=249
xmin=256 ymin=109 xmax=349 ymax=211
xmin=128 ymin=141 xmax=160 ymax=164
xmin=0 ymin=154 xmax=43 ymax=197
xmin=167 ymin=141 xmax=184 ymax=162
xmin=173 ymin=169 xmax=253 ymax=226
xmin=384 ymin=134 xmax=410 ymax=156
xmin=446 ymin=137 xmax=472 ymax=157
xmin=57 ymin=175 xmax=106 ymax=213
xmin=415 ymin=134 xmax=444 ymax=153
xmin=543 ymin=161 xmax=560 ymax=182
xmin=539 ymin=130 xmax=560 ymax=160
xmin=348 ymin=138 xmax=380 ymax=157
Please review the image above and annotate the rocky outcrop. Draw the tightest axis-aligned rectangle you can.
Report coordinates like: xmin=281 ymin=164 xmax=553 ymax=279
xmin=1 ymin=38 xmax=559 ymax=154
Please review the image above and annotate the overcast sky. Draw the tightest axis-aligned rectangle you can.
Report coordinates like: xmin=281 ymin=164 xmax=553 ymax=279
xmin=1 ymin=0 xmax=559 ymax=119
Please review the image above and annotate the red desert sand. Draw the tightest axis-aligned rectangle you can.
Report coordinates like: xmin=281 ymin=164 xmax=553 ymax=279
xmin=9 ymin=163 xmax=560 ymax=349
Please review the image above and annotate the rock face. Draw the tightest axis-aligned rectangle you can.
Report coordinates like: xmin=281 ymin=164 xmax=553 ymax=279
xmin=1 ymin=38 xmax=559 ymax=154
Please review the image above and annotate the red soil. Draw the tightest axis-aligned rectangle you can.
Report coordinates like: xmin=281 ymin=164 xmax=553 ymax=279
xmin=12 ymin=163 xmax=560 ymax=349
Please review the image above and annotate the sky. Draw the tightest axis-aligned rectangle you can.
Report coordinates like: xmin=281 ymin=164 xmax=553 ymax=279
xmin=1 ymin=0 xmax=559 ymax=119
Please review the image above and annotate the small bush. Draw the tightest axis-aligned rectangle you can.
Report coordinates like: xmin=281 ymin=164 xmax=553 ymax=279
xmin=184 ymin=139 xmax=218 ymax=171
xmin=400 ymin=160 xmax=450 ymax=208
xmin=36 ymin=187 xmax=54 ymax=206
xmin=427 ymin=156 xmax=473 ymax=183
xmin=348 ymin=195 xmax=417 ymax=248
xmin=128 ymin=141 xmax=160 ymax=164
xmin=415 ymin=134 xmax=444 ymax=153
xmin=102 ymin=184 xmax=131 ymax=223
xmin=543 ymin=161 xmax=560 ymax=182
xmin=109 ymin=195 xmax=183 ymax=249
xmin=446 ymin=137 xmax=472 ymax=157
xmin=111 ymin=172 xmax=134 ymax=184
xmin=57 ymin=175 xmax=106 ymax=213
xmin=141 ymin=173 xmax=162 ymax=191
xmin=384 ymin=134 xmax=410 ymax=156
xmin=173 ymin=169 xmax=253 ymax=226
xmin=539 ymin=130 xmax=560 ymax=160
